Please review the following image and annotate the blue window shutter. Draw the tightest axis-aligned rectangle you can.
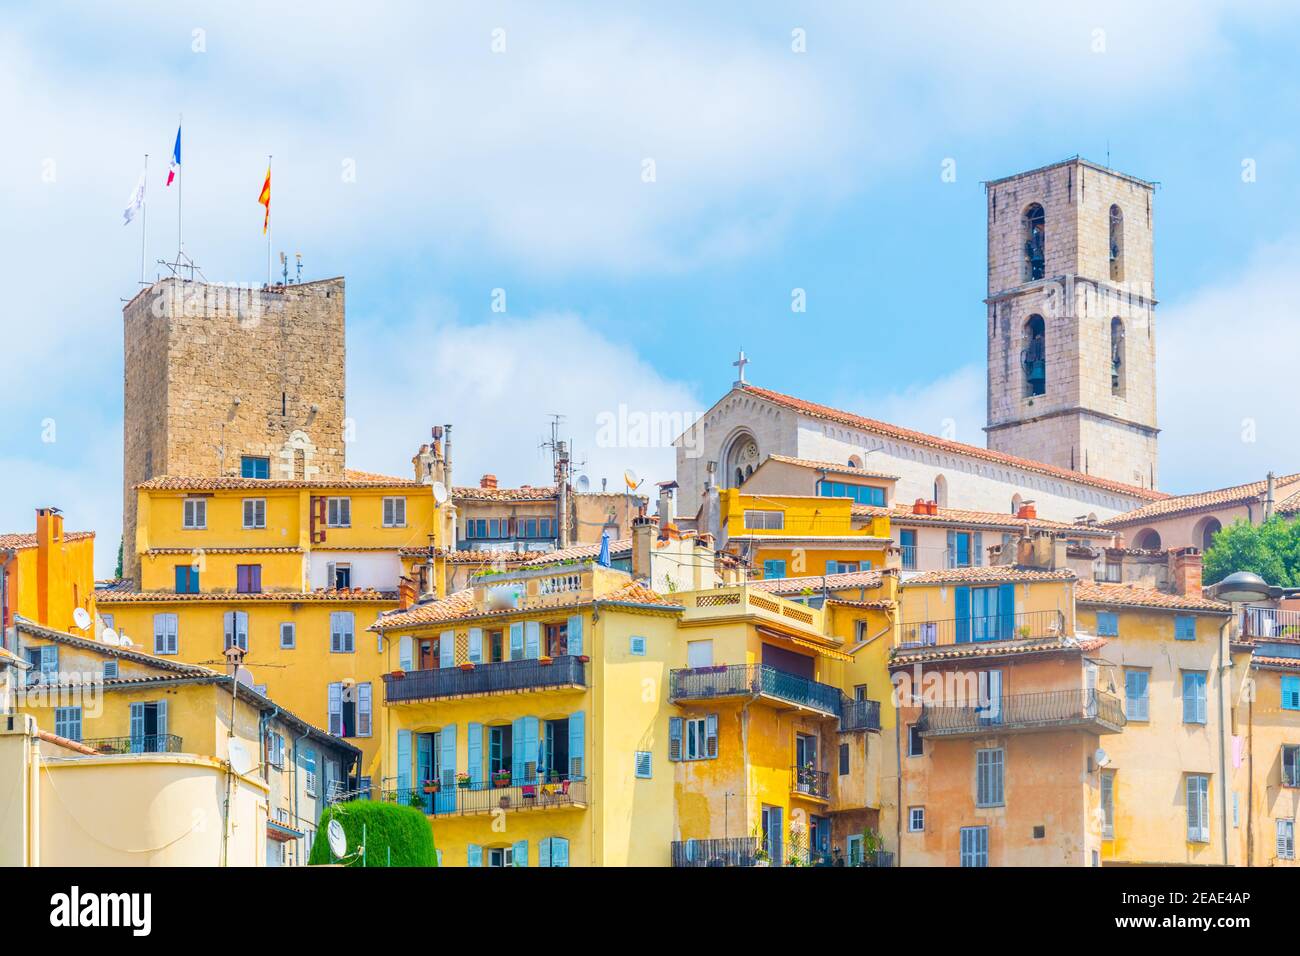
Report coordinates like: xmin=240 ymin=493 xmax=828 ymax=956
xmin=512 ymin=718 xmax=525 ymax=779
xmin=567 ymin=615 xmax=583 ymax=656
xmin=513 ymin=839 xmax=528 ymax=867
xmin=569 ymin=711 xmax=585 ymax=778
xmin=468 ymin=844 xmax=482 ymax=867
xmin=1175 ymin=615 xmax=1196 ymax=640
xmin=973 ymin=532 xmax=983 ymax=566
xmin=539 ymin=838 xmax=551 ymax=867
xmin=1283 ymin=676 xmax=1300 ymax=710
xmin=523 ymin=717 xmax=539 ymax=783
xmin=156 ymin=700 xmax=167 ymax=738
xmin=510 ymin=622 xmax=524 ymax=660
xmin=399 ymin=635 xmax=413 ymax=671
xmin=669 ymin=716 xmax=683 ymax=761
xmin=397 ymin=730 xmax=412 ymax=792
xmin=954 ymin=586 xmax=972 ymax=643
xmin=468 ymin=627 xmax=483 ymax=663
xmin=467 ymin=722 xmax=483 ymax=785
xmin=997 ymin=583 xmax=1015 ymax=639
xmin=552 ymin=837 xmax=569 ymax=867
xmin=946 ymin=530 xmax=957 ymax=568
xmin=130 ymin=702 xmax=144 ymax=752
xmin=439 ymin=630 xmax=454 ymax=668
xmin=525 ymin=621 xmax=541 ymax=658
xmin=440 ymin=724 xmax=457 ymax=788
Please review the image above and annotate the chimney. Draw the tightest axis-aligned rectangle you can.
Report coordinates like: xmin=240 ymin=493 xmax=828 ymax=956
xmin=631 ymin=514 xmax=655 ymax=581
xmin=1265 ymin=471 xmax=1276 ymax=522
xmin=398 ymin=575 xmax=417 ymax=610
xmin=1169 ymin=547 xmax=1204 ymax=597
xmin=36 ymin=507 xmax=63 ymax=626
xmin=658 ymin=482 xmax=677 ymax=526
xmin=1016 ymin=502 xmax=1037 ymax=520
xmin=912 ymin=498 xmax=927 ymax=515
xmin=480 ymin=474 xmax=498 ymax=490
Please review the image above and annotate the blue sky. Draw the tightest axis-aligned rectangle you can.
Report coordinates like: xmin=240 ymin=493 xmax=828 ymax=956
xmin=3 ymin=1 xmax=1300 ymax=575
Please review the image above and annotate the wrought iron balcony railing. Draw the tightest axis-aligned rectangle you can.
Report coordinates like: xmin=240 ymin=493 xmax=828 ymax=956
xmin=670 ymin=663 xmax=843 ymax=717
xmin=381 ymin=776 xmax=588 ymax=815
xmin=82 ymin=734 xmax=183 ymax=754
xmin=383 ymin=655 xmax=586 ymax=703
xmin=671 ymin=837 xmax=758 ymax=867
xmin=839 ymin=697 xmax=881 ymax=732
xmin=792 ymin=765 xmax=830 ymax=799
xmin=1242 ymin=606 xmax=1300 ymax=639
xmin=919 ymin=688 xmax=1126 ymax=737
xmin=898 ymin=609 xmax=1066 ymax=648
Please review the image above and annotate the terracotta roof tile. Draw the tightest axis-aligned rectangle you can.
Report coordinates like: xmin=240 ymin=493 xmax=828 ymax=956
xmin=737 ymin=383 xmax=1166 ymax=500
xmin=136 ymin=474 xmax=424 ymax=491
xmin=1278 ymin=489 xmax=1300 ymax=516
xmin=15 ymin=616 xmax=216 ymax=675
xmin=762 ymin=454 xmax=900 ymax=481
xmin=858 ymin=504 xmax=1113 ymax=537
xmin=890 ymin=635 xmax=1106 ymax=665
xmin=1250 ymin=655 xmax=1300 ymax=672
xmin=453 ymin=484 xmax=557 ymax=502
xmin=1100 ymin=473 xmax=1300 ymax=527
xmin=1074 ymin=580 xmax=1231 ymax=613
xmin=96 ymin=588 xmax=397 ymax=604
xmin=145 ymin=546 xmax=302 ymax=555
xmin=904 ymin=566 xmax=1076 ymax=586
xmin=0 ymin=530 xmax=95 ymax=551
xmin=597 ymin=580 xmax=681 ymax=608
xmin=405 ymin=539 xmax=632 ymax=565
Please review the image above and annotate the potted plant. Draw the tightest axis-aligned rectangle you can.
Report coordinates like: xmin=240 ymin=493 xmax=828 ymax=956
xmin=456 ymin=772 xmax=472 ymax=789
xmin=492 ymin=770 xmax=511 ymax=788
xmin=459 ymin=661 xmax=475 ymax=671
xmin=390 ymin=669 xmax=406 ymax=679
xmin=576 ymin=654 xmax=590 ymax=663
xmin=1017 ymin=625 xmax=1031 ymax=639
xmin=499 ymin=793 xmax=512 ymax=809
xmin=539 ymin=655 xmax=554 ymax=665
xmin=422 ymin=779 xmax=440 ymax=794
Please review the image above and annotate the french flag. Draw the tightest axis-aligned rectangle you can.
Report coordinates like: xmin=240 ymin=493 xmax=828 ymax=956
xmin=166 ymin=126 xmax=181 ymax=186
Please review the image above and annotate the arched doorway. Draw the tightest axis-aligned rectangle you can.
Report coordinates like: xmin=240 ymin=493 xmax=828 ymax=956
xmin=1194 ymin=517 xmax=1222 ymax=552
xmin=1134 ymin=528 xmax=1162 ymax=550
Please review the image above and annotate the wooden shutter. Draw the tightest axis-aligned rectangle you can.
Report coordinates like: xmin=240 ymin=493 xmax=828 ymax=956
xmin=439 ymin=630 xmax=454 ymax=668
xmin=509 ymin=622 xmax=524 ymax=660
xmin=358 ymin=683 xmax=372 ymax=736
xmin=156 ymin=700 xmax=167 ymax=738
xmin=513 ymin=839 xmax=528 ymax=867
xmin=399 ymin=635 xmax=413 ymax=671
xmin=551 ymin=837 xmax=569 ymax=867
xmin=468 ymin=627 xmax=483 ymax=663
xmin=539 ymin=838 xmax=551 ymax=868
xmin=973 ymin=531 xmax=983 ymax=566
xmin=328 ymin=683 xmax=342 ymax=735
xmin=522 ymin=717 xmax=539 ymax=783
xmin=567 ymin=614 xmax=583 ymax=656
xmin=512 ymin=718 xmax=525 ymax=781
xmin=394 ymin=497 xmax=406 ymax=526
xmin=467 ymin=723 xmax=483 ymax=785
xmin=705 ymin=714 xmax=718 ymax=759
xmin=440 ymin=725 xmax=457 ymax=788
xmin=946 ymin=530 xmax=957 ymax=568
xmin=954 ymin=586 xmax=972 ymax=643
xmin=525 ymin=621 xmax=541 ymax=658
xmin=383 ymin=497 xmax=394 ymax=526
xmin=467 ymin=844 xmax=482 ymax=867
xmin=996 ymin=583 xmax=1015 ymax=638
xmin=569 ymin=711 xmax=585 ymax=778
xmin=130 ymin=702 xmax=144 ymax=753
xmin=669 ymin=716 xmax=683 ymax=761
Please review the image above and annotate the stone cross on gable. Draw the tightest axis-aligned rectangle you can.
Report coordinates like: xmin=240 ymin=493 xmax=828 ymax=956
xmin=732 ymin=349 xmax=749 ymax=385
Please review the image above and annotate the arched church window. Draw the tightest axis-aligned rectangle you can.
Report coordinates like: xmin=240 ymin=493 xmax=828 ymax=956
xmin=1110 ymin=317 xmax=1126 ymax=396
xmin=1024 ymin=203 xmax=1046 ymax=280
xmin=1109 ymin=204 xmax=1124 ymax=281
xmin=1022 ymin=315 xmax=1046 ymax=397
xmin=933 ymin=474 xmax=948 ymax=508
xmin=1134 ymin=529 xmax=1161 ymax=550
xmin=1011 ymin=493 xmax=1023 ymax=515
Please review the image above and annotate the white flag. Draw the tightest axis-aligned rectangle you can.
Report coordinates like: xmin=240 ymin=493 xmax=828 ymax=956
xmin=123 ymin=169 xmax=146 ymax=225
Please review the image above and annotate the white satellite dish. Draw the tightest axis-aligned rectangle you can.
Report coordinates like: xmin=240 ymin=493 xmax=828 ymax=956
xmin=1094 ymin=748 xmax=1110 ymax=768
xmin=102 ymin=629 xmax=120 ymax=646
xmin=228 ymin=739 xmax=253 ymax=775
xmin=431 ymin=481 xmax=449 ymax=505
xmin=73 ymin=607 xmax=91 ymax=631
xmin=119 ymin=635 xmax=134 ymax=648
xmin=235 ymin=665 xmax=255 ymax=687
xmin=623 ymin=468 xmax=640 ymax=490
xmin=575 ymin=474 xmax=591 ymax=493
xmin=327 ymin=818 xmax=348 ymax=858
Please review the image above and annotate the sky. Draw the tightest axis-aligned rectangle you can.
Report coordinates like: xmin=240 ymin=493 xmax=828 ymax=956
xmin=3 ymin=0 xmax=1300 ymax=577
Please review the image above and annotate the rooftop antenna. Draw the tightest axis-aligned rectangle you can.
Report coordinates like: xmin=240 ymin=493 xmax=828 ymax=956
xmin=280 ymin=251 xmax=289 ymax=287
xmin=295 ymin=252 xmax=303 ymax=284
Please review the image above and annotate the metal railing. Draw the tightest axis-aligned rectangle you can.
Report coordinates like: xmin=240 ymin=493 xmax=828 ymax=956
xmin=1242 ymin=606 xmax=1300 ymax=639
xmin=792 ymin=765 xmax=830 ymax=799
xmin=669 ymin=664 xmax=843 ymax=717
xmin=383 ymin=655 xmax=586 ymax=703
xmin=898 ymin=609 xmax=1066 ymax=648
xmin=381 ymin=776 xmax=588 ymax=815
xmin=839 ymin=697 xmax=881 ymax=732
xmin=82 ymin=734 xmax=183 ymax=754
xmin=671 ymin=837 xmax=758 ymax=867
xmin=919 ymin=688 xmax=1125 ymax=737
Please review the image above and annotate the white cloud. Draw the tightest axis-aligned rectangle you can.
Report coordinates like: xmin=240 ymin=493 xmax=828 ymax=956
xmin=833 ymin=365 xmax=986 ymax=448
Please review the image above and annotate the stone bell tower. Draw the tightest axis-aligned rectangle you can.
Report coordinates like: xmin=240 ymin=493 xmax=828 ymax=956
xmin=983 ymin=157 xmax=1159 ymax=490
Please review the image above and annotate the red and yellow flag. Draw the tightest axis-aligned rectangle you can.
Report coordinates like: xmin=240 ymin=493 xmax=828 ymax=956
xmin=258 ymin=165 xmax=271 ymax=234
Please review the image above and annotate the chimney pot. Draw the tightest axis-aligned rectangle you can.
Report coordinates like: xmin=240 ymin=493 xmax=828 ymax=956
xmin=480 ymin=474 xmax=498 ymax=490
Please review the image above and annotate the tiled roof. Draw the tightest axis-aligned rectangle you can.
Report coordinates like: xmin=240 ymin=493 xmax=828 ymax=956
xmin=857 ymin=504 xmax=1113 ymax=537
xmin=407 ymin=539 xmax=633 ymax=565
xmin=1251 ymin=655 xmax=1300 ymax=672
xmin=825 ymin=598 xmax=896 ymax=611
xmin=1278 ymin=489 xmax=1300 ymax=516
xmin=748 ymin=570 xmax=884 ymax=594
xmin=890 ymin=635 xmax=1107 ymax=666
xmin=596 ymin=580 xmax=682 ymax=609
xmin=736 ymin=383 xmax=1166 ymax=500
xmin=904 ymin=566 xmax=1077 ymax=586
xmin=15 ymin=616 xmax=214 ymax=675
xmin=95 ymin=578 xmax=134 ymax=593
xmin=1074 ymin=580 xmax=1231 ymax=613
xmin=137 ymin=474 xmax=425 ymax=491
xmin=96 ymin=588 xmax=397 ymax=604
xmin=762 ymin=455 xmax=900 ymax=481
xmin=453 ymin=484 xmax=557 ymax=501
xmin=0 ymin=530 xmax=95 ymax=550
xmin=146 ymin=546 xmax=303 ymax=555
xmin=1100 ymin=473 xmax=1300 ymax=527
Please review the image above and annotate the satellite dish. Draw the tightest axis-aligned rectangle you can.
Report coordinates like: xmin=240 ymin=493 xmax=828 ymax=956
xmin=1094 ymin=748 xmax=1110 ymax=768
xmin=327 ymin=818 xmax=348 ymax=858
xmin=119 ymin=635 xmax=134 ymax=648
xmin=102 ymin=629 xmax=120 ymax=646
xmin=623 ymin=468 xmax=640 ymax=490
xmin=235 ymin=665 xmax=255 ymax=687
xmin=73 ymin=607 xmax=91 ymax=631
xmin=431 ymin=481 xmax=448 ymax=505
xmin=575 ymin=474 xmax=591 ymax=493
xmin=228 ymin=739 xmax=253 ymax=775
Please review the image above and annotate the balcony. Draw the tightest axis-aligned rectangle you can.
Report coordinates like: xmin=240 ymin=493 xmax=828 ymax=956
xmin=919 ymin=688 xmax=1126 ymax=738
xmin=383 ymin=655 xmax=586 ymax=703
xmin=382 ymin=776 xmax=588 ymax=816
xmin=1242 ymin=606 xmax=1300 ymax=639
xmin=670 ymin=664 xmax=843 ymax=718
xmin=897 ymin=609 xmax=1066 ymax=650
xmin=684 ymin=587 xmax=824 ymax=633
xmin=839 ymin=697 xmax=882 ymax=733
xmin=792 ymin=765 xmax=830 ymax=800
xmin=82 ymin=734 xmax=183 ymax=754
xmin=671 ymin=837 xmax=758 ymax=867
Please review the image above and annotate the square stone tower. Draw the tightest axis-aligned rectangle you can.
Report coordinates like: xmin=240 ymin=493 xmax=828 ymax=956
xmin=121 ymin=276 xmax=347 ymax=582
xmin=984 ymin=158 xmax=1159 ymax=491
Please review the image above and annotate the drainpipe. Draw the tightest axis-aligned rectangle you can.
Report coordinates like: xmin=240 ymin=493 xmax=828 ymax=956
xmin=1264 ymin=472 xmax=1276 ymax=523
xmin=1217 ymin=619 xmax=1231 ymax=865
xmin=0 ymin=548 xmax=15 ymax=650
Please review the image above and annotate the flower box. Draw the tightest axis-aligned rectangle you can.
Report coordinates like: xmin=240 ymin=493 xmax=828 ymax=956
xmin=390 ymin=670 xmax=406 ymax=679
xmin=421 ymin=780 xmax=440 ymax=794
xmin=458 ymin=662 xmax=475 ymax=671
xmin=539 ymin=656 xmax=554 ymax=666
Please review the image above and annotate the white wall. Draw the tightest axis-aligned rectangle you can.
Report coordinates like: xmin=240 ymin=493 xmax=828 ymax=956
xmin=307 ymin=552 xmax=402 ymax=591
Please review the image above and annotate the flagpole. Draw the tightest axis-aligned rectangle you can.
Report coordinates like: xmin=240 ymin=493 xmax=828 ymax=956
xmin=141 ymin=153 xmax=148 ymax=284
xmin=177 ymin=112 xmax=183 ymax=265
xmin=266 ymin=154 xmax=272 ymax=287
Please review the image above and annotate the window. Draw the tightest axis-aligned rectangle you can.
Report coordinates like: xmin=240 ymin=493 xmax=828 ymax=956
xmin=908 ymin=724 xmax=923 ymax=757
xmin=223 ymin=611 xmax=248 ymax=651
xmin=1186 ymin=775 xmax=1210 ymax=843
xmin=674 ymin=715 xmax=718 ymax=761
xmin=1101 ymin=771 xmax=1115 ymax=839
xmin=302 ymin=747 xmax=317 ymax=796
xmin=1108 ymin=204 xmax=1124 ymax=281
xmin=1283 ymin=676 xmax=1300 ymax=711
xmin=182 ymin=498 xmax=207 ymax=529
xmin=1096 ymin=611 xmax=1119 ymax=637
xmin=816 ymin=480 xmax=886 ymax=506
xmin=174 ymin=564 xmax=200 ymax=594
xmin=947 ymin=531 xmax=976 ymax=568
xmin=100 ymin=613 xmax=114 ymax=631
xmin=267 ymin=731 xmax=285 ymax=769
xmin=635 ymin=751 xmax=652 ymax=778
xmin=1022 ymin=314 xmax=1046 ymax=396
xmin=762 ymin=559 xmax=787 ymax=579
xmin=686 ymin=640 xmax=714 ymax=669
xmin=328 ymin=682 xmax=371 ymax=738
xmin=55 ymin=706 xmax=82 ymax=742
xmin=838 ymin=743 xmax=850 ymax=775
xmin=326 ymin=497 xmax=351 ymax=527
xmin=1175 ymin=615 xmax=1197 ymax=641
xmin=1278 ymin=819 xmax=1296 ymax=861
xmin=236 ymin=564 xmax=262 ymax=594
xmin=330 ymin=611 xmax=355 ymax=653
xmin=1283 ymin=745 xmax=1300 ymax=787
xmin=243 ymin=498 xmax=266 ymax=529
xmin=382 ymin=496 xmax=407 ymax=528
xmin=629 ymin=636 xmax=646 ymax=656
xmin=1023 ymin=203 xmax=1045 ymax=280
xmin=280 ymin=622 xmax=295 ymax=649
xmin=1125 ymin=670 xmax=1149 ymax=721
xmin=1182 ymin=671 xmax=1208 ymax=725
xmin=1110 ymin=316 xmax=1126 ymax=395
xmin=960 ymin=826 xmax=989 ymax=867
xmin=976 ymin=748 xmax=1005 ymax=807
xmin=909 ymin=807 xmax=925 ymax=832
xmin=103 ymin=659 xmax=118 ymax=679
xmin=241 ymin=456 xmax=271 ymax=479
xmin=826 ymin=560 xmax=860 ymax=575
xmin=489 ymin=629 xmax=504 ymax=663
xmin=487 ymin=847 xmax=514 ymax=868
xmin=153 ymin=612 xmax=178 ymax=655
xmin=743 ymin=510 xmax=784 ymax=531
xmin=330 ymin=563 xmax=351 ymax=590
xmin=26 ymin=645 xmax=57 ymax=683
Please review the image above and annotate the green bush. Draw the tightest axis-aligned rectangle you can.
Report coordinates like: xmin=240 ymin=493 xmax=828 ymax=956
xmin=307 ymin=800 xmax=438 ymax=867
